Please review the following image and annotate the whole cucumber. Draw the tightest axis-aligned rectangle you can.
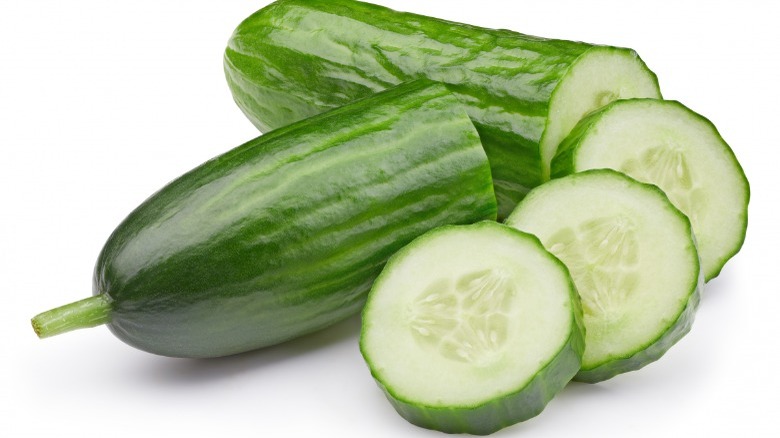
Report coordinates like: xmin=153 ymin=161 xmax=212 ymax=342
xmin=224 ymin=0 xmax=661 ymax=217
xmin=31 ymin=81 xmax=497 ymax=358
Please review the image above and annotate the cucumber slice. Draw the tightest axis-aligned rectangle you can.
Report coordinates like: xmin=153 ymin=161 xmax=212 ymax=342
xmin=360 ymin=221 xmax=584 ymax=434
xmin=506 ymin=170 xmax=702 ymax=383
xmin=552 ymin=99 xmax=749 ymax=280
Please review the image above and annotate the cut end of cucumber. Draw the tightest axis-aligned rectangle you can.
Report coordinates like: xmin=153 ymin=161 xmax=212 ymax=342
xmin=360 ymin=221 xmax=583 ymax=434
xmin=556 ymin=99 xmax=749 ymax=281
xmin=507 ymin=170 xmax=700 ymax=380
xmin=541 ymin=46 xmax=661 ymax=180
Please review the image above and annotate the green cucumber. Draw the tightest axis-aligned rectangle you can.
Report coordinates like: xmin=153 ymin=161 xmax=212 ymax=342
xmin=31 ymin=80 xmax=497 ymax=358
xmin=552 ymin=99 xmax=749 ymax=281
xmin=224 ymin=0 xmax=661 ymax=217
xmin=360 ymin=221 xmax=584 ymax=434
xmin=506 ymin=170 xmax=702 ymax=383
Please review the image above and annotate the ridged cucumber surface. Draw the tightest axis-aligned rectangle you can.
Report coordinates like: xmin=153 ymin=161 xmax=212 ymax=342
xmin=552 ymin=99 xmax=749 ymax=281
xmin=360 ymin=221 xmax=584 ymax=434
xmin=31 ymin=81 xmax=497 ymax=358
xmin=224 ymin=0 xmax=661 ymax=217
xmin=506 ymin=170 xmax=702 ymax=382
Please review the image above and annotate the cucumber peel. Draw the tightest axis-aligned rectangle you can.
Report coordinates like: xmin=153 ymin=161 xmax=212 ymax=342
xmin=360 ymin=221 xmax=584 ymax=434
xmin=507 ymin=170 xmax=702 ymax=382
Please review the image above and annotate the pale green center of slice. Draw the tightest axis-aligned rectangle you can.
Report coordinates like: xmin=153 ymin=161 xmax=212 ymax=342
xmin=547 ymin=216 xmax=639 ymax=322
xmin=619 ymin=145 xmax=707 ymax=231
xmin=406 ymin=269 xmax=514 ymax=367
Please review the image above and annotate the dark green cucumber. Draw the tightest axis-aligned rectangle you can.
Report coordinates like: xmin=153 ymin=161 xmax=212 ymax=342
xmin=31 ymin=80 xmax=497 ymax=358
xmin=224 ymin=0 xmax=661 ymax=217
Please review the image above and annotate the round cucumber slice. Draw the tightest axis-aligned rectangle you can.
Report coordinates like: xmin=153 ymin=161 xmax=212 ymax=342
xmin=540 ymin=47 xmax=662 ymax=180
xmin=360 ymin=221 xmax=584 ymax=434
xmin=506 ymin=170 xmax=702 ymax=383
xmin=552 ymin=99 xmax=749 ymax=281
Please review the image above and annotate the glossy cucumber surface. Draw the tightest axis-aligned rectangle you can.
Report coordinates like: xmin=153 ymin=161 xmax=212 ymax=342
xmin=33 ymin=81 xmax=497 ymax=358
xmin=225 ymin=0 xmax=661 ymax=217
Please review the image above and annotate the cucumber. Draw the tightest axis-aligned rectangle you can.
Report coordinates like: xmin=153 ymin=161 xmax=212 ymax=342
xmin=30 ymin=80 xmax=497 ymax=358
xmin=224 ymin=0 xmax=662 ymax=217
xmin=360 ymin=221 xmax=584 ymax=434
xmin=552 ymin=99 xmax=749 ymax=281
xmin=506 ymin=170 xmax=702 ymax=382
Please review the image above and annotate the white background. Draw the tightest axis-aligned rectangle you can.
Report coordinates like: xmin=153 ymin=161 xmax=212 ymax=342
xmin=1 ymin=1 xmax=778 ymax=436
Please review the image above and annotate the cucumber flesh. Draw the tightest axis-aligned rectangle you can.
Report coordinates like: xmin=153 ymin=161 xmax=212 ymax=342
xmin=541 ymin=48 xmax=662 ymax=180
xmin=506 ymin=170 xmax=701 ymax=382
xmin=552 ymin=99 xmax=749 ymax=280
xmin=360 ymin=221 xmax=584 ymax=434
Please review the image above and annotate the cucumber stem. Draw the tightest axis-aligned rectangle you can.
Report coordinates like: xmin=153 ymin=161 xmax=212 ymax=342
xmin=31 ymin=294 xmax=112 ymax=338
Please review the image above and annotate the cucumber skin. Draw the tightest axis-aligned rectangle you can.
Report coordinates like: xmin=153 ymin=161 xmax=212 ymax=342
xmin=360 ymin=222 xmax=585 ymax=435
xmin=552 ymin=99 xmax=750 ymax=281
xmin=224 ymin=0 xmax=657 ymax=218
xmin=93 ymin=81 xmax=497 ymax=358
